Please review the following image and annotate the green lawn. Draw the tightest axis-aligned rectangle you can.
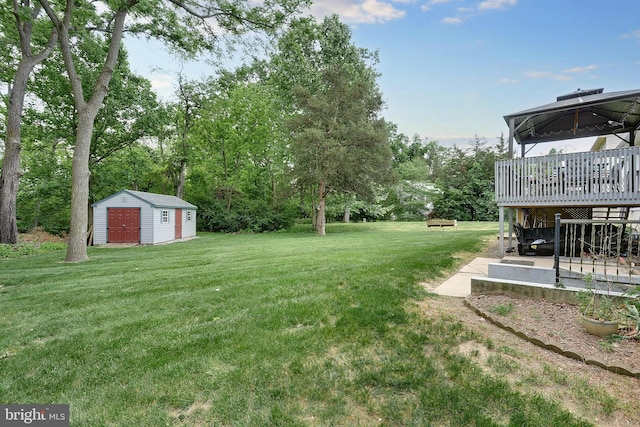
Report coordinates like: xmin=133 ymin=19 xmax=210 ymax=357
xmin=0 ymin=222 xmax=591 ymax=426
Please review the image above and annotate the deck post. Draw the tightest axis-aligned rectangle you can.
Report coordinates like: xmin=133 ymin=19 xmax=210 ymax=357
xmin=499 ymin=206 xmax=505 ymax=255
xmin=554 ymin=213 xmax=561 ymax=283
xmin=631 ymin=130 xmax=636 ymax=192
xmin=508 ymin=118 xmax=515 ymax=159
xmin=508 ymin=208 xmax=513 ymax=253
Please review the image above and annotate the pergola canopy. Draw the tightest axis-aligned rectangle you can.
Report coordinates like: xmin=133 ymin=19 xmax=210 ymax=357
xmin=504 ymin=88 xmax=640 ymax=146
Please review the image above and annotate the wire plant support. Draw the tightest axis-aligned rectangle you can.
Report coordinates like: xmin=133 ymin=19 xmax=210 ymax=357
xmin=554 ymin=214 xmax=640 ymax=291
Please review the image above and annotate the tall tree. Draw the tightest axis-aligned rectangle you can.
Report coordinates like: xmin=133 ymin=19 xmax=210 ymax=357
xmin=387 ymin=127 xmax=448 ymax=220
xmin=22 ymin=43 xmax=163 ymax=211
xmin=38 ymin=0 xmax=310 ymax=261
xmin=283 ymin=16 xmax=393 ymax=236
xmin=173 ymin=75 xmax=204 ymax=200
xmin=0 ymin=0 xmax=57 ymax=244
xmin=190 ymin=81 xmax=289 ymax=209
xmin=430 ymin=135 xmax=506 ymax=221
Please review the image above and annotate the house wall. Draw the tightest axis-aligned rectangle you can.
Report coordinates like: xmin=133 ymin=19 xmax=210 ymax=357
xmin=152 ymin=207 xmax=177 ymax=244
xmin=93 ymin=195 xmax=154 ymax=244
xmin=152 ymin=208 xmax=197 ymax=243
xmin=182 ymin=209 xmax=197 ymax=238
xmin=92 ymin=207 xmax=108 ymax=245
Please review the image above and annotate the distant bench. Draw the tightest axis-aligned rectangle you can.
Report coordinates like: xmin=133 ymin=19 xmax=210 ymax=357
xmin=426 ymin=219 xmax=458 ymax=230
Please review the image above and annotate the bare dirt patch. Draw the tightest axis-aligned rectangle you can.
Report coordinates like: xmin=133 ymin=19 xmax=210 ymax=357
xmin=419 ymin=237 xmax=640 ymax=426
xmin=467 ymin=294 xmax=639 ymax=373
xmin=169 ymin=400 xmax=213 ymax=425
xmin=420 ymin=296 xmax=640 ymax=426
xmin=19 ymin=227 xmax=67 ymax=243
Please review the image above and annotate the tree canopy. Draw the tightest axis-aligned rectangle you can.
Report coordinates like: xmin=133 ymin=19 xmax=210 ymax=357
xmin=1 ymin=7 xmax=508 ymax=255
xmin=24 ymin=0 xmax=310 ymax=261
xmin=275 ymin=16 xmax=393 ymax=235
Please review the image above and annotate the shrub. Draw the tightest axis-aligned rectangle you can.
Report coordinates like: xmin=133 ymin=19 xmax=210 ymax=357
xmin=0 ymin=242 xmax=67 ymax=258
xmin=196 ymin=198 xmax=297 ymax=233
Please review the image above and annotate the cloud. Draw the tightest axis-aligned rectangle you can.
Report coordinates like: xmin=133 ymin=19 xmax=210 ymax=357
xmin=442 ymin=16 xmax=463 ymax=24
xmin=520 ymin=64 xmax=597 ymax=82
xmin=425 ymin=0 xmax=516 ymax=24
xmin=563 ymin=65 xmax=597 ymax=73
xmin=310 ymin=0 xmax=405 ymax=24
xmin=149 ymin=74 xmax=175 ymax=99
xmin=441 ymin=6 xmax=476 ymax=23
xmin=421 ymin=0 xmax=454 ymax=9
xmin=428 ymin=0 xmax=456 ymax=5
xmin=478 ymin=0 xmax=517 ymax=11
xmin=524 ymin=70 xmax=573 ymax=81
xmin=621 ymin=29 xmax=640 ymax=42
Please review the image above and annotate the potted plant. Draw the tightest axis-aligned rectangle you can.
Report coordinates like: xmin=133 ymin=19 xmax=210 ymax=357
xmin=575 ymin=273 xmax=620 ymax=337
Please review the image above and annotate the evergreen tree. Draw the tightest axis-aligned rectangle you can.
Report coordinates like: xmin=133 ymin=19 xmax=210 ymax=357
xmin=277 ymin=16 xmax=393 ymax=235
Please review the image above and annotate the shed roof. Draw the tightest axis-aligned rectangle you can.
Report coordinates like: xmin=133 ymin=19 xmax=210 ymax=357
xmin=504 ymin=88 xmax=640 ymax=145
xmin=92 ymin=190 xmax=197 ymax=209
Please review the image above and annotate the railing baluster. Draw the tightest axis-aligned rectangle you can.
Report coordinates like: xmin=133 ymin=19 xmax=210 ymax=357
xmin=496 ymin=146 xmax=640 ymax=206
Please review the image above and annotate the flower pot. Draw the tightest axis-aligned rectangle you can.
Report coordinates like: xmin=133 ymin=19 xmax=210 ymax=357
xmin=580 ymin=315 xmax=619 ymax=337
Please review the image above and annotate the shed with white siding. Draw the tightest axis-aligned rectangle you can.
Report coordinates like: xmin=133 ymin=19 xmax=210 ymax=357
xmin=92 ymin=190 xmax=197 ymax=245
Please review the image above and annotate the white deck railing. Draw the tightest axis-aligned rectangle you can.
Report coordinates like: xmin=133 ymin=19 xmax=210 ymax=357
xmin=495 ymin=147 xmax=640 ymax=207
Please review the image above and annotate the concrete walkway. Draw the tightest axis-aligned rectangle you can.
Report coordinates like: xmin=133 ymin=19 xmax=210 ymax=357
xmin=97 ymin=236 xmax=199 ymax=248
xmin=431 ymin=256 xmax=573 ymax=297
xmin=432 ymin=257 xmax=498 ymax=297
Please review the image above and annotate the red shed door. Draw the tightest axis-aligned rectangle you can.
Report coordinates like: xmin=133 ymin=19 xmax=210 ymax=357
xmin=175 ymin=209 xmax=182 ymax=239
xmin=107 ymin=208 xmax=141 ymax=243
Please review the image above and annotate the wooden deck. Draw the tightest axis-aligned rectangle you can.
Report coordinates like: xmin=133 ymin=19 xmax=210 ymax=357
xmin=495 ymin=147 xmax=640 ymax=207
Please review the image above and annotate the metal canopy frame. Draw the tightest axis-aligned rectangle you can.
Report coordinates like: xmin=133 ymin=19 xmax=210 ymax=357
xmin=504 ymin=88 xmax=640 ymax=158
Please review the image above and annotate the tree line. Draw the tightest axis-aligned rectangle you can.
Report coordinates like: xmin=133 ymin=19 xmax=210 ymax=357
xmin=1 ymin=1 xmax=507 ymax=262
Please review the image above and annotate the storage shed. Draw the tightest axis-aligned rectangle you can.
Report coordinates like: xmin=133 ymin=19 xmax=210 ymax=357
xmin=92 ymin=190 xmax=197 ymax=245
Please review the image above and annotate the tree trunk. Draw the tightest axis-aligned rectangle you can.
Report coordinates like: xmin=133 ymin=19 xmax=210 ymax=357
xmin=57 ymin=5 xmax=129 ymax=261
xmin=268 ymin=160 xmax=276 ymax=207
xmin=317 ymin=181 xmax=326 ymax=236
xmin=0 ymin=11 xmax=57 ymax=243
xmin=225 ymin=186 xmax=233 ymax=210
xmin=0 ymin=63 xmax=30 ymax=244
xmin=176 ymin=159 xmax=187 ymax=199
xmin=310 ymin=187 xmax=317 ymax=230
xmin=65 ymin=112 xmax=96 ymax=261
xmin=343 ymin=205 xmax=350 ymax=223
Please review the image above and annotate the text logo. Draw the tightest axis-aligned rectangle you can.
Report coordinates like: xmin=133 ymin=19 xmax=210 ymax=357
xmin=1 ymin=405 xmax=69 ymax=426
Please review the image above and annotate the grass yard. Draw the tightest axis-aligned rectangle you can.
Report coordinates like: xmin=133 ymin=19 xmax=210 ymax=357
xmin=1 ymin=222 xmax=592 ymax=426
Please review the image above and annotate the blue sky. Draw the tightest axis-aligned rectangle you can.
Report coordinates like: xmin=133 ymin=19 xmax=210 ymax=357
xmin=126 ymin=0 xmax=640 ymax=151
